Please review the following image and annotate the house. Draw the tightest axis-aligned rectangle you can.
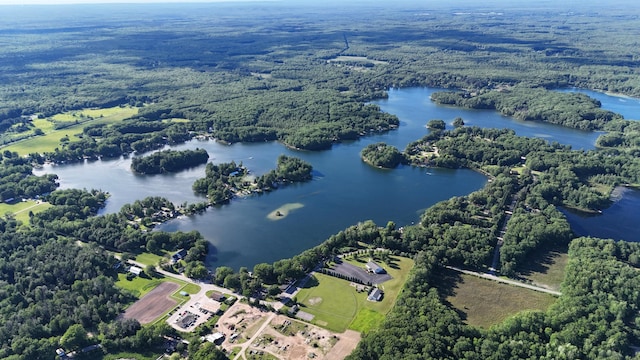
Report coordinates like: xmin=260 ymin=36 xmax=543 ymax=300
xmin=365 ymin=261 xmax=386 ymax=274
xmin=128 ymin=266 xmax=143 ymax=276
xmin=368 ymin=288 xmax=383 ymax=302
xmin=203 ymin=332 xmax=225 ymax=345
xmin=171 ymin=249 xmax=187 ymax=264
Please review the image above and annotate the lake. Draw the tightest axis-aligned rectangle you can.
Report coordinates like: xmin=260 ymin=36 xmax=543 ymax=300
xmin=562 ymin=187 xmax=640 ymax=243
xmin=34 ymin=87 xmax=638 ymax=269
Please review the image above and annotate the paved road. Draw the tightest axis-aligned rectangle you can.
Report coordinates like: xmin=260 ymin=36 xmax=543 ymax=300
xmin=445 ymin=265 xmax=561 ymax=296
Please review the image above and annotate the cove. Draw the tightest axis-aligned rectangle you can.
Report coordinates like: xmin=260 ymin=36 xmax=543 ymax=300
xmin=34 ymin=87 xmax=631 ymax=269
xmin=562 ymin=187 xmax=640 ymax=243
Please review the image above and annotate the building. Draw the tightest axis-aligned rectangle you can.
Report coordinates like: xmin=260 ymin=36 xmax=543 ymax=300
xmin=368 ymin=288 xmax=383 ymax=302
xmin=365 ymin=261 xmax=386 ymax=274
xmin=203 ymin=332 xmax=225 ymax=345
xmin=128 ymin=266 xmax=142 ymax=276
xmin=171 ymin=249 xmax=187 ymax=264
xmin=209 ymin=292 xmax=226 ymax=302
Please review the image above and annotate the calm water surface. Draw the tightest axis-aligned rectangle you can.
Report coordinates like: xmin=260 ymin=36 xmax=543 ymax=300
xmin=562 ymin=188 xmax=640 ymax=243
xmin=35 ymin=87 xmax=639 ymax=268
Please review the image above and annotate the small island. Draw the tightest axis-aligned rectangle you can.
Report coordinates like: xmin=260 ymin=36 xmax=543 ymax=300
xmin=267 ymin=203 xmax=304 ymax=220
xmin=131 ymin=148 xmax=209 ymax=174
xmin=360 ymin=142 xmax=405 ymax=169
xmin=192 ymin=155 xmax=313 ymax=205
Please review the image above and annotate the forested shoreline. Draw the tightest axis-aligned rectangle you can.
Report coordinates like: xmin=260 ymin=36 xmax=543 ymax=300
xmin=1 ymin=1 xmax=640 ymax=359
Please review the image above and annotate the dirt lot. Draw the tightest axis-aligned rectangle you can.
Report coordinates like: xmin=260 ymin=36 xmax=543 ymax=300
xmin=217 ymin=303 xmax=360 ymax=359
xmin=123 ymin=282 xmax=180 ymax=324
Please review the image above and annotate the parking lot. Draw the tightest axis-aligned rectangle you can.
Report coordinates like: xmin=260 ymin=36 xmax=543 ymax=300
xmin=166 ymin=292 xmax=221 ymax=332
xmin=327 ymin=261 xmax=392 ymax=285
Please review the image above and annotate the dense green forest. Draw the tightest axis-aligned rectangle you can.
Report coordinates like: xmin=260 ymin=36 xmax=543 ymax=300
xmin=131 ymin=148 xmax=209 ymax=174
xmin=192 ymin=155 xmax=312 ymax=204
xmin=360 ymin=142 xmax=405 ymax=168
xmin=1 ymin=0 xmax=640 ymax=359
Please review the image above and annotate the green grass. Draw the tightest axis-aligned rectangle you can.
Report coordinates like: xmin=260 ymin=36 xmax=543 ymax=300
xmin=296 ymin=256 xmax=414 ymax=333
xmin=2 ymin=105 xmax=138 ymax=155
xmin=134 ymin=252 xmax=166 ymax=266
xmin=518 ymin=246 xmax=569 ymax=291
xmin=101 ymin=350 xmax=162 ymax=360
xmin=442 ymin=270 xmax=557 ymax=329
xmin=115 ymin=272 xmax=201 ymax=299
xmin=0 ymin=200 xmax=52 ymax=223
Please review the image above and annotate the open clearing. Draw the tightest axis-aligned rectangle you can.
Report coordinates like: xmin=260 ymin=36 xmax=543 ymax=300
xmin=0 ymin=200 xmax=51 ymax=223
xmin=441 ymin=269 xmax=557 ymax=328
xmin=2 ymin=105 xmax=138 ymax=155
xmin=123 ymin=282 xmax=180 ymax=324
xmin=218 ymin=302 xmax=360 ymax=360
xmin=297 ymin=256 xmax=413 ymax=333
xmin=518 ymin=246 xmax=568 ymax=291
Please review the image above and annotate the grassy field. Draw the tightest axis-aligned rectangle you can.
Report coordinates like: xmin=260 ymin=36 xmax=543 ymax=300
xmin=296 ymin=256 xmax=414 ymax=333
xmin=101 ymin=350 xmax=162 ymax=360
xmin=115 ymin=272 xmax=201 ymax=298
xmin=134 ymin=252 xmax=166 ymax=266
xmin=2 ymin=105 xmax=138 ymax=155
xmin=518 ymin=246 xmax=569 ymax=291
xmin=442 ymin=270 xmax=557 ymax=329
xmin=0 ymin=200 xmax=52 ymax=223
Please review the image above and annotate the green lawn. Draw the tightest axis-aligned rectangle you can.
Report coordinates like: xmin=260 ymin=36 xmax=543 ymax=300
xmin=296 ymin=256 xmax=414 ymax=333
xmin=443 ymin=270 xmax=557 ymax=329
xmin=0 ymin=200 xmax=52 ymax=224
xmin=115 ymin=272 xmax=201 ymax=299
xmin=2 ymin=105 xmax=138 ymax=155
xmin=518 ymin=246 xmax=569 ymax=291
xmin=101 ymin=350 xmax=162 ymax=360
xmin=134 ymin=252 xmax=166 ymax=266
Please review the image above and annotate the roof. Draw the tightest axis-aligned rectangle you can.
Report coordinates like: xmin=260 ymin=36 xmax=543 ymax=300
xmin=368 ymin=288 xmax=383 ymax=301
xmin=209 ymin=292 xmax=226 ymax=302
xmin=129 ymin=266 xmax=143 ymax=275
xmin=366 ymin=261 xmax=385 ymax=273
xmin=203 ymin=332 xmax=225 ymax=344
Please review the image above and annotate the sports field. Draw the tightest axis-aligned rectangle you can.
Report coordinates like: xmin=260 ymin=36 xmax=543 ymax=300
xmin=296 ymin=256 xmax=413 ymax=333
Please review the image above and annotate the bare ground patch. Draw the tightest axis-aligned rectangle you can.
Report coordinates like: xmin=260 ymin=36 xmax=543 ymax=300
xmin=123 ymin=282 xmax=180 ymax=324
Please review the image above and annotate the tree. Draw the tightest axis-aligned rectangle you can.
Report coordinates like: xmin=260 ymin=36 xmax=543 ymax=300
xmin=59 ymin=324 xmax=89 ymax=350
xmin=144 ymin=264 xmax=156 ymax=278
xmin=427 ymin=119 xmax=446 ymax=130
xmin=453 ymin=117 xmax=465 ymax=128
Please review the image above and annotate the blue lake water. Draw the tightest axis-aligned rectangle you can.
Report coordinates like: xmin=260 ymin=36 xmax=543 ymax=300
xmin=35 ymin=87 xmax=640 ymax=269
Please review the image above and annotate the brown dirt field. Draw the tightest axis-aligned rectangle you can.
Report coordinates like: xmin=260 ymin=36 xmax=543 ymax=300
xmin=323 ymin=329 xmax=361 ymax=359
xmin=123 ymin=282 xmax=180 ymax=324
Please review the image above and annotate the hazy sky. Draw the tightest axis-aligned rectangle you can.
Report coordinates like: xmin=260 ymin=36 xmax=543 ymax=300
xmin=0 ymin=0 xmax=254 ymax=4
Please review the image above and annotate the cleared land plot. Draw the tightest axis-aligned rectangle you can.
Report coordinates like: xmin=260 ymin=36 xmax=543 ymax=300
xmin=0 ymin=200 xmax=51 ymax=223
xmin=441 ymin=269 xmax=557 ymax=328
xmin=123 ymin=282 xmax=180 ymax=324
xmin=518 ymin=246 xmax=568 ymax=291
xmin=327 ymin=261 xmax=392 ymax=285
xmin=218 ymin=303 xmax=360 ymax=360
xmin=2 ymin=106 xmax=138 ymax=155
xmin=297 ymin=256 xmax=414 ymax=333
